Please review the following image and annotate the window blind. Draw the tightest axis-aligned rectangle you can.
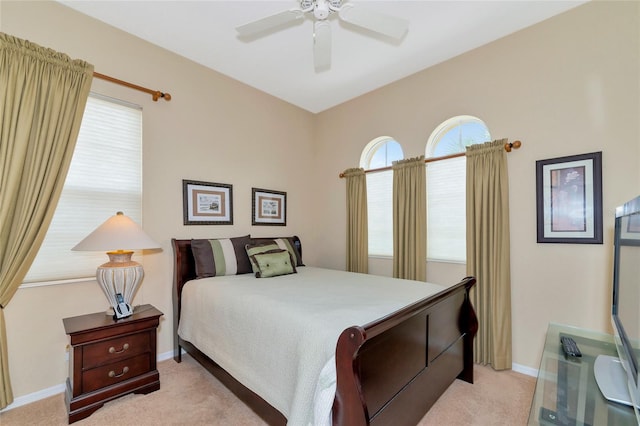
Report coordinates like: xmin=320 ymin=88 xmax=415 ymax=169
xmin=367 ymin=170 xmax=393 ymax=256
xmin=23 ymin=94 xmax=143 ymax=285
xmin=426 ymin=157 xmax=466 ymax=262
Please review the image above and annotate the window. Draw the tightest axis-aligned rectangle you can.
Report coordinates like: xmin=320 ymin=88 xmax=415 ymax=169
xmin=426 ymin=115 xmax=490 ymax=262
xmin=361 ymin=137 xmax=403 ymax=256
xmin=23 ymin=94 xmax=143 ymax=286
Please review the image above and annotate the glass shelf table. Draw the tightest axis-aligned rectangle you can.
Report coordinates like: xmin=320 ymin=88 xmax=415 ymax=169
xmin=528 ymin=323 xmax=637 ymax=425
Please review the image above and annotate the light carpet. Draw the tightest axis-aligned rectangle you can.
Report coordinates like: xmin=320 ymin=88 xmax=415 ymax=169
xmin=0 ymin=354 xmax=535 ymax=425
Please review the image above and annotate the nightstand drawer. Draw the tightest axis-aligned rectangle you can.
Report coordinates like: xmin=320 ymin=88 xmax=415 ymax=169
xmin=83 ymin=332 xmax=151 ymax=369
xmin=82 ymin=353 xmax=151 ymax=393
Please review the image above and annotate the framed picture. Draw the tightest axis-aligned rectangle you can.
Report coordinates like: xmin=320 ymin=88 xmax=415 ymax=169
xmin=536 ymin=152 xmax=602 ymax=244
xmin=183 ymin=179 xmax=233 ymax=225
xmin=252 ymin=188 xmax=286 ymax=226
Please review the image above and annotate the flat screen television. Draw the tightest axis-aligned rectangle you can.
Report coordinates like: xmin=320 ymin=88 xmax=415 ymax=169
xmin=594 ymin=195 xmax=640 ymax=422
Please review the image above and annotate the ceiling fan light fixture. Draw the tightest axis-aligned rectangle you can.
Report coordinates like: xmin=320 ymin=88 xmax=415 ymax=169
xmin=313 ymin=0 xmax=330 ymax=20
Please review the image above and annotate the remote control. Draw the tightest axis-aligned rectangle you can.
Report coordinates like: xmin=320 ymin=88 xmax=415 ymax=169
xmin=560 ymin=336 xmax=582 ymax=357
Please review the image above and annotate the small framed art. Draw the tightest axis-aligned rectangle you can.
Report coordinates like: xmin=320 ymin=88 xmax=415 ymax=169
xmin=535 ymin=151 xmax=602 ymax=244
xmin=252 ymin=188 xmax=286 ymax=226
xmin=183 ymin=179 xmax=233 ymax=225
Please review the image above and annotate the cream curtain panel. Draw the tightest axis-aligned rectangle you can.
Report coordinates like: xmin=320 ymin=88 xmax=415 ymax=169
xmin=392 ymin=156 xmax=426 ymax=281
xmin=465 ymin=139 xmax=512 ymax=370
xmin=0 ymin=33 xmax=94 ymax=408
xmin=343 ymin=168 xmax=368 ymax=273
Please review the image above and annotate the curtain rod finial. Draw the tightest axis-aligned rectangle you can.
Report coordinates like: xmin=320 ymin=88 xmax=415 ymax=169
xmin=504 ymin=140 xmax=522 ymax=152
xmin=152 ymin=91 xmax=171 ymax=102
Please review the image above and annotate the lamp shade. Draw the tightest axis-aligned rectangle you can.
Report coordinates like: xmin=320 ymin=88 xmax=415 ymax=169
xmin=72 ymin=212 xmax=159 ymax=317
xmin=72 ymin=211 xmax=159 ymax=252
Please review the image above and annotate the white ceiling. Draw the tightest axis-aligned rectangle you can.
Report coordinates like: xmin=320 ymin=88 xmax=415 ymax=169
xmin=58 ymin=0 xmax=587 ymax=113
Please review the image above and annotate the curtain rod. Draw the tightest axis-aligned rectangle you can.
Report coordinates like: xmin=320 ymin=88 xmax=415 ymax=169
xmin=93 ymin=72 xmax=171 ymax=102
xmin=339 ymin=140 xmax=522 ymax=178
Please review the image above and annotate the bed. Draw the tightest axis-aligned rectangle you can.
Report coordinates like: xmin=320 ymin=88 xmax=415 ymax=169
xmin=172 ymin=236 xmax=477 ymax=426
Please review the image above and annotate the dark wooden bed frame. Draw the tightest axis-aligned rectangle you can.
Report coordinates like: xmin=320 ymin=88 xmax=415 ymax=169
xmin=172 ymin=237 xmax=478 ymax=426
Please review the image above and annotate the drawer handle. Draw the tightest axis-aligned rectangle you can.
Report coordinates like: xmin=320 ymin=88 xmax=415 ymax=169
xmin=108 ymin=343 xmax=129 ymax=354
xmin=108 ymin=366 xmax=129 ymax=378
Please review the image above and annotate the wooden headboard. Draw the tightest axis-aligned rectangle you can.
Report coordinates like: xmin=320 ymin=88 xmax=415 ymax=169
xmin=171 ymin=236 xmax=302 ymax=301
xmin=171 ymin=239 xmax=197 ymax=310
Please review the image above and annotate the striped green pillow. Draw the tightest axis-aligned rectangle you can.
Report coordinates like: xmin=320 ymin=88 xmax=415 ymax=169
xmin=191 ymin=235 xmax=252 ymax=278
xmin=250 ymin=237 xmax=304 ymax=267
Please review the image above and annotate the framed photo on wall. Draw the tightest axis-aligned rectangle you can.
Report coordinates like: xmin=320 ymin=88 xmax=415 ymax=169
xmin=536 ymin=151 xmax=602 ymax=244
xmin=183 ymin=179 xmax=233 ymax=225
xmin=252 ymin=188 xmax=286 ymax=226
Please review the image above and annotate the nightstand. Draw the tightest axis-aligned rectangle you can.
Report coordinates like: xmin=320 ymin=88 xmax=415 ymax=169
xmin=63 ymin=304 xmax=163 ymax=423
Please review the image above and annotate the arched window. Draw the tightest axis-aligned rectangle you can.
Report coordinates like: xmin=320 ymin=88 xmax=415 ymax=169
xmin=361 ymin=137 xmax=403 ymax=256
xmin=426 ymin=116 xmax=490 ymax=262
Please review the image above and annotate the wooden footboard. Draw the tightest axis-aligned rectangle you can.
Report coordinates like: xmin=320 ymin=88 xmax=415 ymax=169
xmin=333 ymin=276 xmax=477 ymax=426
xmin=172 ymin=238 xmax=476 ymax=426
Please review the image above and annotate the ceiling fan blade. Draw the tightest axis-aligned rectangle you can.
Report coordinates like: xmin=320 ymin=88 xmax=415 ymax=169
xmin=236 ymin=9 xmax=305 ymax=38
xmin=338 ymin=3 xmax=408 ymax=40
xmin=314 ymin=21 xmax=332 ymax=72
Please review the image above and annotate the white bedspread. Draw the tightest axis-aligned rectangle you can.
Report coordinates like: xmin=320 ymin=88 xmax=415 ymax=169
xmin=177 ymin=267 xmax=446 ymax=426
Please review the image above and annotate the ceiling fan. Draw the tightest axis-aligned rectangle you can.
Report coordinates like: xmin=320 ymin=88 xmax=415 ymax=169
xmin=236 ymin=0 xmax=409 ymax=72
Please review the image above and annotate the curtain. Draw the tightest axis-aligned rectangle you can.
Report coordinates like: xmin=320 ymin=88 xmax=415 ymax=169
xmin=465 ymin=139 xmax=512 ymax=370
xmin=343 ymin=168 xmax=368 ymax=273
xmin=392 ymin=156 xmax=426 ymax=281
xmin=0 ymin=32 xmax=94 ymax=408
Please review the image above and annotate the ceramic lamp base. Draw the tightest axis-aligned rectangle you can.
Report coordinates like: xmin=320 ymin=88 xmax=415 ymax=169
xmin=96 ymin=250 xmax=144 ymax=313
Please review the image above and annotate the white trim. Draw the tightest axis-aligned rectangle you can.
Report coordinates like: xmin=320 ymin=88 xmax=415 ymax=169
xmin=0 ymin=383 xmax=65 ymax=413
xmin=426 ymin=257 xmax=466 ymax=265
xmin=157 ymin=349 xmax=176 ymax=362
xmin=0 ymin=349 xmax=177 ymax=413
xmin=90 ymin=91 xmax=142 ymax=110
xmin=19 ymin=277 xmax=95 ymax=289
xmin=512 ymin=362 xmax=538 ymax=378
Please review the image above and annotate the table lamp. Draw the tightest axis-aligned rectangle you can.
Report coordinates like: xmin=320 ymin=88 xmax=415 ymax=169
xmin=72 ymin=211 xmax=160 ymax=319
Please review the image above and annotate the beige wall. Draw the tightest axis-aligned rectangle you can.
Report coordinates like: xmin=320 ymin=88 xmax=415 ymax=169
xmin=1 ymin=0 xmax=639 ymax=404
xmin=1 ymin=0 xmax=317 ymax=399
xmin=314 ymin=0 xmax=640 ymax=371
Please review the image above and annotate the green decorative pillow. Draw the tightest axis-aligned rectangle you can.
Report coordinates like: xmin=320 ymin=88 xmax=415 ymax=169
xmin=251 ymin=236 xmax=304 ymax=267
xmin=245 ymin=241 xmax=280 ymax=273
xmin=250 ymin=250 xmax=297 ymax=278
xmin=191 ymin=235 xmax=252 ymax=278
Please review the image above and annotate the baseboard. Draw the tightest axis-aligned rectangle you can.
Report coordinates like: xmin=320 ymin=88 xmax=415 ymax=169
xmin=1 ymin=354 xmax=537 ymax=413
xmin=0 ymin=382 xmax=66 ymax=413
xmin=157 ymin=348 xmax=176 ymax=362
xmin=0 ymin=350 xmax=176 ymax=413
xmin=512 ymin=362 xmax=538 ymax=377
